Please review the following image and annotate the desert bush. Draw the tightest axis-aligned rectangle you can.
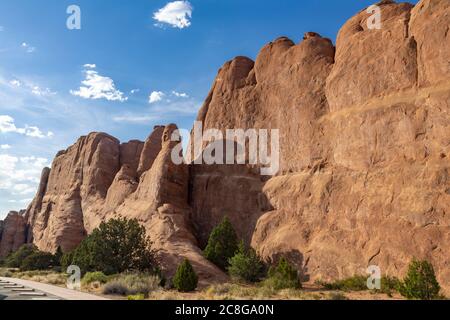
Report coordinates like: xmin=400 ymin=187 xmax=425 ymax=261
xmin=3 ymin=244 xmax=37 ymax=268
xmin=204 ymin=216 xmax=239 ymax=270
xmin=102 ymin=273 xmax=161 ymax=297
xmin=53 ymin=247 xmax=63 ymax=265
xmin=0 ymin=269 xmax=13 ymax=277
xmin=377 ymin=276 xmax=401 ymax=296
xmin=127 ymin=294 xmax=145 ymax=300
xmin=70 ymin=217 xmax=156 ymax=275
xmin=20 ymin=251 xmax=56 ymax=271
xmin=60 ymin=251 xmax=75 ymax=271
xmin=328 ymin=292 xmax=348 ymax=300
xmin=3 ymin=244 xmax=61 ymax=271
xmin=173 ymin=259 xmax=198 ymax=292
xmin=399 ymin=259 xmax=441 ymax=300
xmin=23 ymin=273 xmax=67 ymax=286
xmin=228 ymin=242 xmax=265 ymax=283
xmin=262 ymin=257 xmax=301 ymax=290
xmin=319 ymin=275 xmax=367 ymax=291
xmin=82 ymin=271 xmax=109 ymax=285
xmin=102 ymin=280 xmax=129 ymax=296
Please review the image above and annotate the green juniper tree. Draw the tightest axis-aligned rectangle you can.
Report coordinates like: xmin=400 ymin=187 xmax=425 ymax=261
xmin=264 ymin=257 xmax=301 ymax=290
xmin=173 ymin=259 xmax=198 ymax=292
xmin=204 ymin=216 xmax=239 ymax=270
xmin=228 ymin=241 xmax=265 ymax=283
xmin=399 ymin=259 xmax=441 ymax=300
xmin=68 ymin=217 xmax=155 ymax=275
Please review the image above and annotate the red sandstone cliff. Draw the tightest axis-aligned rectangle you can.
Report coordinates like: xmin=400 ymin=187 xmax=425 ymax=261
xmin=1 ymin=0 xmax=448 ymax=292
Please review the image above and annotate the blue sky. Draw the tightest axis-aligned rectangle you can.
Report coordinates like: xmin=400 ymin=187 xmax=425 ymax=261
xmin=0 ymin=0 xmax=418 ymax=218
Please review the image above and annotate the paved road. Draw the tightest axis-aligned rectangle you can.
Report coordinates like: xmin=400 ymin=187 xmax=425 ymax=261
xmin=0 ymin=277 xmax=109 ymax=300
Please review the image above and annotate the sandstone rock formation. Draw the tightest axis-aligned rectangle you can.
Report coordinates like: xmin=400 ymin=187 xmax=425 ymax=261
xmin=2 ymin=125 xmax=225 ymax=283
xmin=0 ymin=211 xmax=26 ymax=258
xmin=1 ymin=0 xmax=448 ymax=293
xmin=190 ymin=0 xmax=450 ymax=292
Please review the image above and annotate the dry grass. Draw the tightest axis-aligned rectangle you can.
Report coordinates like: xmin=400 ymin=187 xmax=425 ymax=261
xmin=101 ymin=273 xmax=161 ymax=298
xmin=147 ymin=283 xmax=352 ymax=300
xmin=0 ymin=267 xmax=406 ymax=300
xmin=0 ymin=268 xmax=67 ymax=286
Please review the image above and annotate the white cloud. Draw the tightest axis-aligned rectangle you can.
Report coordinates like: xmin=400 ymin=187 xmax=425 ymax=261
xmin=31 ymin=86 xmax=56 ymax=97
xmin=70 ymin=65 xmax=128 ymax=102
xmin=130 ymin=89 xmax=140 ymax=94
xmin=6 ymin=77 xmax=57 ymax=99
xmin=0 ymin=115 xmax=53 ymax=139
xmin=149 ymin=91 xmax=165 ymax=104
xmin=113 ymin=114 xmax=160 ymax=123
xmin=114 ymin=97 xmax=199 ymax=123
xmin=0 ymin=144 xmax=11 ymax=150
xmin=148 ymin=90 xmax=190 ymax=103
xmin=172 ymin=91 xmax=189 ymax=98
xmin=0 ymin=154 xmax=50 ymax=198
xmin=12 ymin=184 xmax=36 ymax=195
xmin=150 ymin=99 xmax=200 ymax=115
xmin=9 ymin=80 xmax=21 ymax=87
xmin=83 ymin=64 xmax=96 ymax=69
xmin=7 ymin=198 xmax=32 ymax=204
xmin=21 ymin=42 xmax=36 ymax=53
xmin=153 ymin=1 xmax=193 ymax=29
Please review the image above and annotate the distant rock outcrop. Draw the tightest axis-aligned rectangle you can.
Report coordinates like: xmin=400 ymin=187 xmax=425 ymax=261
xmin=1 ymin=0 xmax=448 ymax=292
xmin=0 ymin=211 xmax=26 ymax=257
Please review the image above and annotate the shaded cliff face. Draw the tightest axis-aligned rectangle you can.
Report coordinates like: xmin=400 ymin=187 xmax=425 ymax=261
xmin=13 ymin=125 xmax=225 ymax=283
xmin=189 ymin=0 xmax=450 ymax=291
xmin=1 ymin=0 xmax=448 ymax=291
xmin=0 ymin=211 xmax=26 ymax=257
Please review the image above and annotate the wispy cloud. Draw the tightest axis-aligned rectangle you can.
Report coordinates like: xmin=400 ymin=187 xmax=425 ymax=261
xmin=5 ymin=77 xmax=56 ymax=98
xmin=7 ymin=198 xmax=33 ymax=204
xmin=0 ymin=144 xmax=11 ymax=150
xmin=0 ymin=154 xmax=50 ymax=199
xmin=31 ymin=86 xmax=57 ymax=97
xmin=113 ymin=114 xmax=161 ymax=123
xmin=114 ymin=91 xmax=199 ymax=123
xmin=149 ymin=89 xmax=191 ymax=103
xmin=153 ymin=1 xmax=193 ymax=29
xmin=9 ymin=79 xmax=22 ymax=87
xmin=172 ymin=90 xmax=189 ymax=98
xmin=0 ymin=115 xmax=54 ymax=138
xmin=150 ymin=99 xmax=200 ymax=115
xmin=70 ymin=64 xmax=128 ymax=102
xmin=21 ymin=42 xmax=36 ymax=53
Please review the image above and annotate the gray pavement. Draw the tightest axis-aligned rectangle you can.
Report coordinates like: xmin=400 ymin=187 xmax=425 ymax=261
xmin=0 ymin=279 xmax=61 ymax=300
xmin=0 ymin=277 xmax=109 ymax=300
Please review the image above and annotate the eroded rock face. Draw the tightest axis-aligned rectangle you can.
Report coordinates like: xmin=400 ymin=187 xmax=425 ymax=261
xmin=0 ymin=211 xmax=26 ymax=257
xmin=114 ymin=124 xmax=227 ymax=283
xmin=1 ymin=0 xmax=448 ymax=292
xmin=8 ymin=125 xmax=225 ymax=282
xmin=190 ymin=0 xmax=450 ymax=292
